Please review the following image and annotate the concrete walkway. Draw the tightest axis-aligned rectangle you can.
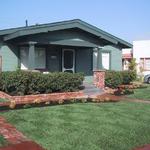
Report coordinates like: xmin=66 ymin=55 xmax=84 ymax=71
xmin=83 ymin=82 xmax=104 ymax=96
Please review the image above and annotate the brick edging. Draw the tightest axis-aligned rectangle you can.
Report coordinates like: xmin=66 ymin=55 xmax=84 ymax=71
xmin=0 ymin=90 xmax=122 ymax=109
xmin=0 ymin=117 xmax=28 ymax=144
xmin=0 ymin=91 xmax=87 ymax=108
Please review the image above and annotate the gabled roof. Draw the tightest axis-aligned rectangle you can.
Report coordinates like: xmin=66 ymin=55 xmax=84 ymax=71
xmin=0 ymin=19 xmax=132 ymax=48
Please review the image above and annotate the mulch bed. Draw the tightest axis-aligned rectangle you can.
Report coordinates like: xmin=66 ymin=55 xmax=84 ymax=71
xmin=95 ymin=93 xmax=123 ymax=102
xmin=133 ymin=144 xmax=150 ymax=150
xmin=0 ymin=141 xmax=45 ymax=150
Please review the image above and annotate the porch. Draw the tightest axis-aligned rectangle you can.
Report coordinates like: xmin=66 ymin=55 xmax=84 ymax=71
xmin=18 ymin=41 xmax=102 ymax=77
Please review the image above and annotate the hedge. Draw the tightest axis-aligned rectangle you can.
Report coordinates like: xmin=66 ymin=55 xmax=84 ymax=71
xmin=105 ymin=70 xmax=136 ymax=88
xmin=0 ymin=71 xmax=84 ymax=96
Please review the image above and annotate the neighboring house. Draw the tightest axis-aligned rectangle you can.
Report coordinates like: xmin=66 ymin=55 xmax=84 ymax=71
xmin=133 ymin=40 xmax=150 ymax=75
xmin=122 ymin=48 xmax=133 ymax=70
xmin=0 ymin=19 xmax=132 ymax=79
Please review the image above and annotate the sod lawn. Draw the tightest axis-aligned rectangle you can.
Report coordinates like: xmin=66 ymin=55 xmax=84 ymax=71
xmin=1 ymin=102 xmax=150 ymax=150
xmin=0 ymin=135 xmax=7 ymax=147
xmin=0 ymin=98 xmax=8 ymax=102
xmin=127 ymin=84 xmax=150 ymax=100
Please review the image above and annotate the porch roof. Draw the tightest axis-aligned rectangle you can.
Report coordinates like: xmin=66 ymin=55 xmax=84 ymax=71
xmin=49 ymin=39 xmax=98 ymax=47
xmin=0 ymin=19 xmax=132 ymax=48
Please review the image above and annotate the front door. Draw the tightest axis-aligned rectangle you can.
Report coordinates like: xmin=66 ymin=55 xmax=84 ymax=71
xmin=62 ymin=49 xmax=75 ymax=73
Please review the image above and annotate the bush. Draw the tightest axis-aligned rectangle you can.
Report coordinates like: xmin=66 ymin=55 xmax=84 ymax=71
xmin=105 ymin=71 xmax=123 ymax=88
xmin=105 ymin=70 xmax=136 ymax=88
xmin=121 ymin=71 xmax=137 ymax=84
xmin=0 ymin=71 xmax=84 ymax=96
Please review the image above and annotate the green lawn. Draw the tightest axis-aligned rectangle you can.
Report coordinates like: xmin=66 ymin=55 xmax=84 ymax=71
xmin=1 ymin=102 xmax=150 ymax=150
xmin=0 ymin=135 xmax=7 ymax=147
xmin=127 ymin=84 xmax=150 ymax=100
xmin=0 ymin=98 xmax=8 ymax=102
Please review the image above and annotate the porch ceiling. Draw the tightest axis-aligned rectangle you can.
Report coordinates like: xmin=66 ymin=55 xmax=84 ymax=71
xmin=49 ymin=39 xmax=98 ymax=47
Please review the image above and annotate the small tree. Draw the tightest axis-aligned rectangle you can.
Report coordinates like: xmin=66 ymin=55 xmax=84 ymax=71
xmin=128 ymin=58 xmax=137 ymax=71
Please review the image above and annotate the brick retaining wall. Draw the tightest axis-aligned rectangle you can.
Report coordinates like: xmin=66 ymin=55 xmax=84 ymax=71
xmin=0 ymin=91 xmax=87 ymax=108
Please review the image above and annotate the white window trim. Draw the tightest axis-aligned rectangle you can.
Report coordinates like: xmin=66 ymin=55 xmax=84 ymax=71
xmin=101 ymin=52 xmax=110 ymax=70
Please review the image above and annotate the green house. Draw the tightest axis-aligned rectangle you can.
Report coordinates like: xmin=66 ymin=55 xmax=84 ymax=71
xmin=0 ymin=19 xmax=132 ymax=77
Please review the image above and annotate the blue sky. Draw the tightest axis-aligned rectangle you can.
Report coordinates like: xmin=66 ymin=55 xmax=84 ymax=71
xmin=1 ymin=0 xmax=150 ymax=43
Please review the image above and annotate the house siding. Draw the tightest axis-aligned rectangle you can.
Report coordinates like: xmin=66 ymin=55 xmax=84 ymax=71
xmin=0 ymin=28 xmax=123 ymax=73
xmin=46 ymin=46 xmax=93 ymax=76
xmin=102 ymin=45 xmax=122 ymax=71
xmin=0 ymin=42 xmax=18 ymax=71
xmin=46 ymin=46 xmax=61 ymax=72
xmin=76 ymin=48 xmax=93 ymax=76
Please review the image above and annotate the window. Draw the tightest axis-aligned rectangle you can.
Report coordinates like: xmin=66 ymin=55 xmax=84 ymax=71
xmin=20 ymin=47 xmax=29 ymax=70
xmin=140 ymin=58 xmax=150 ymax=70
xmin=20 ymin=47 xmax=46 ymax=70
xmin=35 ymin=48 xmax=46 ymax=69
xmin=102 ymin=52 xmax=110 ymax=70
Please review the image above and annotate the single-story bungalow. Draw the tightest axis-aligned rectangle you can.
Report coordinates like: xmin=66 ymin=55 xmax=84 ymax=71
xmin=0 ymin=19 xmax=132 ymax=78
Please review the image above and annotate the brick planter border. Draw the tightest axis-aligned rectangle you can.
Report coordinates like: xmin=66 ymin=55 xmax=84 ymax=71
xmin=0 ymin=91 xmax=88 ymax=109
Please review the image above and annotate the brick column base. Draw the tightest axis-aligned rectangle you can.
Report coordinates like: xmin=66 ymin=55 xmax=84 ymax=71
xmin=93 ymin=70 xmax=105 ymax=89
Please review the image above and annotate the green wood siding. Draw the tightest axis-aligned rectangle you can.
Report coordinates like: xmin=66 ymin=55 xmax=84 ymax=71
xmin=0 ymin=28 xmax=123 ymax=72
xmin=76 ymin=48 xmax=93 ymax=76
xmin=102 ymin=45 xmax=122 ymax=71
xmin=0 ymin=43 xmax=18 ymax=71
xmin=46 ymin=46 xmax=61 ymax=72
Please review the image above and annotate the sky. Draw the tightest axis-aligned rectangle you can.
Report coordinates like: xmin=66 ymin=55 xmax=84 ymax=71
xmin=0 ymin=0 xmax=150 ymax=43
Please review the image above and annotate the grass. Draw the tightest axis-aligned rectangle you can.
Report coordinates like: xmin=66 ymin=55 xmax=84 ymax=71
xmin=0 ymin=135 xmax=7 ymax=147
xmin=1 ymin=102 xmax=150 ymax=150
xmin=0 ymin=98 xmax=8 ymax=102
xmin=127 ymin=84 xmax=150 ymax=100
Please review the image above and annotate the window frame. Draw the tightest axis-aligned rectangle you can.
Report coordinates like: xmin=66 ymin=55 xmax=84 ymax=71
xmin=101 ymin=50 xmax=111 ymax=70
xmin=35 ymin=47 xmax=46 ymax=69
xmin=140 ymin=57 xmax=150 ymax=71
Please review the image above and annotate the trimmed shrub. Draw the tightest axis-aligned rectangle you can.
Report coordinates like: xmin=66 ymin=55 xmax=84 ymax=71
xmin=0 ymin=71 xmax=84 ymax=96
xmin=105 ymin=70 xmax=136 ymax=88
xmin=121 ymin=71 xmax=136 ymax=84
xmin=105 ymin=71 xmax=123 ymax=88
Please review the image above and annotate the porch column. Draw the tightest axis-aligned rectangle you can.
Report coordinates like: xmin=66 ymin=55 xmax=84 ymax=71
xmin=97 ymin=47 xmax=102 ymax=70
xmin=93 ymin=47 xmax=105 ymax=89
xmin=28 ymin=42 xmax=37 ymax=70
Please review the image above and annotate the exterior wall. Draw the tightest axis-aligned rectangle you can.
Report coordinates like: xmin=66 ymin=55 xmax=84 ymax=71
xmin=0 ymin=29 xmax=123 ymax=73
xmin=122 ymin=48 xmax=133 ymax=70
xmin=0 ymin=42 xmax=18 ymax=71
xmin=46 ymin=46 xmax=61 ymax=72
xmin=122 ymin=48 xmax=132 ymax=55
xmin=76 ymin=47 xmax=93 ymax=76
xmin=46 ymin=46 xmax=93 ymax=76
xmin=102 ymin=45 xmax=122 ymax=71
xmin=133 ymin=40 xmax=150 ymax=75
